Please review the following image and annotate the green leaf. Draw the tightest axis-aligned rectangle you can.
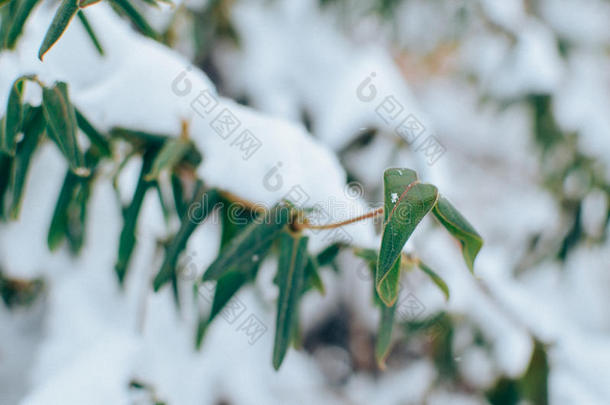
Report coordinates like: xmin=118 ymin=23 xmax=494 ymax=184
xmin=316 ymin=243 xmax=342 ymax=266
xmin=207 ymin=270 xmax=248 ymax=324
xmin=78 ymin=0 xmax=101 ymax=7
xmin=47 ymin=169 xmax=79 ymax=250
xmin=42 ymin=82 xmax=89 ymax=176
xmin=145 ymin=137 xmax=192 ymax=181
xmin=38 ymin=0 xmax=79 ymax=60
xmin=1 ymin=76 xmax=28 ymax=155
xmin=219 ymin=199 xmax=254 ymax=251
xmin=272 ymin=232 xmax=308 ymax=370
xmin=153 ymin=184 xmax=219 ymax=290
xmin=376 ymin=168 xmax=438 ymax=306
xmin=375 ymin=292 xmax=397 ymax=369
xmin=5 ymin=0 xmax=40 ymax=49
xmin=202 ymin=203 xmax=292 ymax=281
xmin=115 ymin=148 xmax=157 ymax=284
xmin=432 ymin=195 xmax=483 ymax=272
xmin=519 ymin=340 xmax=549 ymax=405
xmin=303 ymin=255 xmax=324 ymax=295
xmin=76 ymin=10 xmax=104 ymax=56
xmin=0 ymin=0 xmax=13 ymax=9
xmin=0 ymin=152 xmax=13 ymax=218
xmin=417 ymin=260 xmax=449 ymax=301
xmin=8 ymin=106 xmax=44 ymax=219
xmin=74 ymin=108 xmax=111 ymax=157
xmin=108 ymin=0 xmax=159 ymax=40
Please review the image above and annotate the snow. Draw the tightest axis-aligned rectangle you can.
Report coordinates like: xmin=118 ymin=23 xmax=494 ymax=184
xmin=1 ymin=0 xmax=610 ymax=404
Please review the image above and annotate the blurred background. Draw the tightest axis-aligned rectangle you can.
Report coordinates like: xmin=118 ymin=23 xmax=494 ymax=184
xmin=1 ymin=0 xmax=610 ymax=404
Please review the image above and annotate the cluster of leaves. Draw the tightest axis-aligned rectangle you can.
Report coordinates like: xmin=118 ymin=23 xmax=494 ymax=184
xmin=0 ymin=3 xmax=484 ymax=372
xmin=0 ymin=0 xmax=167 ymax=59
xmin=163 ymin=167 xmax=481 ymax=370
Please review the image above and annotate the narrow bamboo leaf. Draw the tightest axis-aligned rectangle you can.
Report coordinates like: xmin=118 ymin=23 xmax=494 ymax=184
xmin=115 ymin=148 xmax=157 ymax=284
xmin=202 ymin=203 xmax=292 ymax=281
xmin=219 ymin=197 xmax=254 ymax=250
xmin=8 ymin=106 xmax=44 ymax=219
xmin=316 ymin=243 xmax=342 ymax=266
xmin=417 ymin=260 xmax=450 ymax=301
xmin=145 ymin=137 xmax=192 ymax=181
xmin=195 ymin=313 xmax=206 ymax=350
xmin=74 ymin=107 xmax=111 ymax=157
xmin=0 ymin=0 xmax=13 ymax=9
xmin=109 ymin=0 xmax=159 ymax=40
xmin=65 ymin=150 xmax=97 ymax=254
xmin=1 ymin=76 xmax=28 ymax=155
xmin=110 ymin=126 xmax=167 ymax=147
xmin=273 ymin=233 xmax=308 ymax=370
xmin=170 ymin=173 xmax=186 ymax=219
xmin=519 ymin=340 xmax=549 ymax=405
xmin=78 ymin=0 xmax=101 ymax=7
xmin=5 ymin=0 xmax=40 ymax=49
xmin=47 ymin=170 xmax=78 ymax=250
xmin=42 ymin=82 xmax=89 ymax=176
xmin=76 ymin=10 xmax=104 ymax=55
xmin=207 ymin=271 xmax=248 ymax=323
xmin=376 ymin=168 xmax=438 ymax=306
xmin=303 ymin=255 xmax=324 ymax=295
xmin=0 ymin=153 xmax=12 ymax=218
xmin=153 ymin=184 xmax=219 ymax=290
xmin=375 ymin=295 xmax=396 ymax=369
xmin=432 ymin=196 xmax=483 ymax=272
xmin=38 ymin=0 xmax=79 ymax=60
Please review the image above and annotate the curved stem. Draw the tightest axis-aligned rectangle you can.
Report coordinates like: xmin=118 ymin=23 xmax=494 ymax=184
xmin=296 ymin=206 xmax=384 ymax=231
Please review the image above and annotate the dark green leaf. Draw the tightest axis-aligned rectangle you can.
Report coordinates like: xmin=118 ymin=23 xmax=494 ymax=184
xmin=207 ymin=271 xmax=248 ymax=323
xmin=0 ymin=0 xmax=13 ymax=9
xmin=78 ymin=0 xmax=101 ymax=7
xmin=108 ymin=0 xmax=159 ymax=40
xmin=316 ymin=243 xmax=342 ymax=266
xmin=219 ymin=198 xmax=254 ymax=251
xmin=47 ymin=169 xmax=79 ymax=250
xmin=432 ymin=195 xmax=483 ymax=273
xmin=115 ymin=148 xmax=157 ymax=283
xmin=110 ymin=127 xmax=167 ymax=147
xmin=273 ymin=232 xmax=308 ymax=370
xmin=38 ymin=0 xmax=79 ymax=60
xmin=303 ymin=255 xmax=324 ymax=295
xmin=0 ymin=153 xmax=13 ymax=219
xmin=74 ymin=107 xmax=111 ymax=157
xmin=153 ymin=184 xmax=219 ymax=290
xmin=376 ymin=168 xmax=438 ymax=306
xmin=417 ymin=260 xmax=449 ymax=301
xmin=8 ymin=106 xmax=44 ymax=219
xmin=76 ymin=10 xmax=104 ymax=55
xmin=42 ymin=82 xmax=89 ymax=176
xmin=5 ymin=0 xmax=40 ymax=49
xmin=202 ymin=203 xmax=292 ymax=281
